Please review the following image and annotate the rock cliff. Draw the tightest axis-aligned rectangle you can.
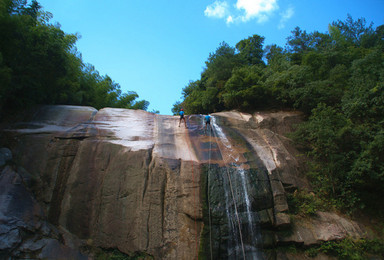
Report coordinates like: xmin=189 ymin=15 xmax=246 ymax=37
xmin=0 ymin=105 xmax=367 ymax=259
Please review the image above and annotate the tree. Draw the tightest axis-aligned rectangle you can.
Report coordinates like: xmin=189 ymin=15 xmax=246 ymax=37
xmin=182 ymin=80 xmax=202 ymax=99
xmin=309 ymin=31 xmax=332 ymax=51
xmin=0 ymin=0 xmax=150 ymax=114
xmin=286 ymin=27 xmax=312 ymax=53
xmin=171 ymin=101 xmax=182 ymax=115
xmin=293 ymin=104 xmax=353 ymax=198
xmin=264 ymin=44 xmax=288 ymax=72
xmin=342 ymin=48 xmax=384 ymax=122
xmin=373 ymin=25 xmax=384 ymax=49
xmin=236 ymin=34 xmax=265 ymax=66
xmin=0 ymin=0 xmax=75 ymax=110
xmin=332 ymin=14 xmax=374 ymax=46
xmin=222 ymin=65 xmax=268 ymax=110
xmin=203 ymin=41 xmax=240 ymax=84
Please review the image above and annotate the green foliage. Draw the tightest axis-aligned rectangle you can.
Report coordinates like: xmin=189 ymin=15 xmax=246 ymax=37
xmin=204 ymin=41 xmax=241 ymax=83
xmin=264 ymin=44 xmax=289 ymax=72
xmin=291 ymin=45 xmax=384 ymax=213
xmin=306 ymin=238 xmax=384 ymax=259
xmin=286 ymin=190 xmax=328 ymax=216
xmin=292 ymin=104 xmax=362 ymax=207
xmin=286 ymin=27 xmax=312 ymax=54
xmin=171 ymin=100 xmax=182 ymax=115
xmin=176 ymin=14 xmax=384 ymax=215
xmin=149 ymin=109 xmax=160 ymax=114
xmin=342 ymin=48 xmax=384 ymax=121
xmin=0 ymin=0 xmax=150 ymax=115
xmin=235 ymin=34 xmax=265 ymax=66
xmin=331 ymin=14 xmax=374 ymax=47
xmin=179 ymin=37 xmax=268 ymax=113
xmin=114 ymin=91 xmax=149 ymax=110
xmin=222 ymin=65 xmax=270 ymax=111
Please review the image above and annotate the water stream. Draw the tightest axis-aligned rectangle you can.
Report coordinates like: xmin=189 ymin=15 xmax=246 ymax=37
xmin=207 ymin=116 xmax=265 ymax=260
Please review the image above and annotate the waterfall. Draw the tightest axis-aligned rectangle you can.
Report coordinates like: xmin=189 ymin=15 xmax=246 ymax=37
xmin=206 ymin=116 xmax=265 ymax=260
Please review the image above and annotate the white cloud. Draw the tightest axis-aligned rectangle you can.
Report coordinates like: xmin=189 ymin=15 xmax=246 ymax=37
xmin=204 ymin=1 xmax=229 ymax=19
xmin=278 ymin=7 xmax=294 ymax=29
xmin=226 ymin=15 xmax=234 ymax=24
xmin=204 ymin=0 xmax=280 ymax=25
xmin=236 ymin=0 xmax=278 ymax=23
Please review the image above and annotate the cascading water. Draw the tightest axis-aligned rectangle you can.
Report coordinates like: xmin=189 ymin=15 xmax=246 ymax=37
xmin=204 ymin=116 xmax=265 ymax=260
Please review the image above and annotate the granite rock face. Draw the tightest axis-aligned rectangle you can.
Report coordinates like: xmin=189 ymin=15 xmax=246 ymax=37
xmin=0 ymin=165 xmax=88 ymax=259
xmin=0 ymin=105 xmax=367 ymax=259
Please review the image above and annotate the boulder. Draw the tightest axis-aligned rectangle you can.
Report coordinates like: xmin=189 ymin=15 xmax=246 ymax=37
xmin=277 ymin=212 xmax=366 ymax=246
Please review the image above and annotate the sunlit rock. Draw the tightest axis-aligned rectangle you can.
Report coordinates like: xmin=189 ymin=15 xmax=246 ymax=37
xmin=0 ymin=105 xmax=368 ymax=259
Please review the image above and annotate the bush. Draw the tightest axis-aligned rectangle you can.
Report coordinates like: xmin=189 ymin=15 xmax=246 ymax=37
xmin=286 ymin=190 xmax=328 ymax=216
xmin=306 ymin=238 xmax=384 ymax=259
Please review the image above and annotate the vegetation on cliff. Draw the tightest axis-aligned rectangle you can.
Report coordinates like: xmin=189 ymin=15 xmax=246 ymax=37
xmin=174 ymin=15 xmax=384 ymax=217
xmin=0 ymin=0 xmax=149 ymax=115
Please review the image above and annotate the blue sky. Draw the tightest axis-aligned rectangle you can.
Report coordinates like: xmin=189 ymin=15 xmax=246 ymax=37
xmin=37 ymin=0 xmax=384 ymax=115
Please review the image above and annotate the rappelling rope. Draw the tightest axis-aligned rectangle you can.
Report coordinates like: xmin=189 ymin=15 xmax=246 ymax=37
xmin=207 ymin=120 xmax=213 ymax=260
xmin=183 ymin=119 xmax=199 ymax=260
xmin=211 ymin=117 xmax=246 ymax=260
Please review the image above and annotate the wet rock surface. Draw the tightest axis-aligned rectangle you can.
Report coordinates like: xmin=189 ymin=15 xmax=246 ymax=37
xmin=0 ymin=105 xmax=369 ymax=259
xmin=0 ymin=164 xmax=87 ymax=259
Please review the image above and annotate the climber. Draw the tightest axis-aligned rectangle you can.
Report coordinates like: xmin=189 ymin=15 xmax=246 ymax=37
xmin=178 ymin=108 xmax=187 ymax=128
xmin=205 ymin=114 xmax=211 ymax=133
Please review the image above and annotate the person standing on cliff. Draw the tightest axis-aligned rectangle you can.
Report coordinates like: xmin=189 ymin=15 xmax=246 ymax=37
xmin=178 ymin=108 xmax=187 ymax=128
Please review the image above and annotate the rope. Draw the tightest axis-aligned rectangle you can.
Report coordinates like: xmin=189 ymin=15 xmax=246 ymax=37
xmin=211 ymin=118 xmax=246 ymax=260
xmin=183 ymin=122 xmax=199 ymax=260
xmin=207 ymin=124 xmax=213 ymax=260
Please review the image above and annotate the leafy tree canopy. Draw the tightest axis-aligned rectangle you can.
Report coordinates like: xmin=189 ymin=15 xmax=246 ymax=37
xmin=0 ymin=0 xmax=150 ymax=115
